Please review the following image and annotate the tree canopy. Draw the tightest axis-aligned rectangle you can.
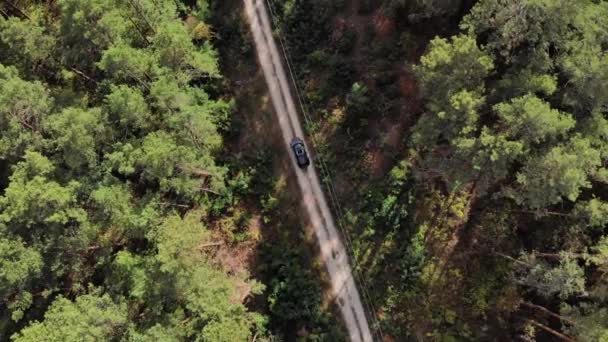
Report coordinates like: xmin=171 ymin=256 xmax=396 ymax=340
xmin=408 ymin=0 xmax=608 ymax=340
xmin=0 ymin=0 xmax=265 ymax=340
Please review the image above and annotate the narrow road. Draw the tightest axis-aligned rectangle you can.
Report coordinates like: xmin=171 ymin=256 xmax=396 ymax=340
xmin=243 ymin=0 xmax=374 ymax=341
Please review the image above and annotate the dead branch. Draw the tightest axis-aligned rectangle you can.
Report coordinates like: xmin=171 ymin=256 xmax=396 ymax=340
xmin=535 ymin=252 xmax=585 ymax=260
xmin=158 ymin=202 xmax=191 ymax=208
xmin=9 ymin=112 xmax=36 ymax=131
xmin=177 ymin=165 xmax=212 ymax=178
xmin=190 ymin=167 xmax=212 ymax=178
xmin=5 ymin=0 xmax=31 ymax=20
xmin=201 ymin=187 xmax=220 ymax=196
xmin=525 ymin=319 xmax=576 ymax=342
xmin=522 ymin=302 xmax=576 ymax=326
xmin=493 ymin=251 xmax=534 ymax=267
xmin=126 ymin=0 xmax=156 ymax=34
xmin=515 ymin=210 xmax=572 ymax=218
xmin=199 ymin=241 xmax=223 ymax=248
xmin=125 ymin=14 xmax=151 ymax=44
xmin=69 ymin=66 xmax=98 ymax=84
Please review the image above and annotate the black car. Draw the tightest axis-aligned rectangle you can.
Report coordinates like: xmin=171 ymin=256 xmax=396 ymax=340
xmin=290 ymin=137 xmax=310 ymax=168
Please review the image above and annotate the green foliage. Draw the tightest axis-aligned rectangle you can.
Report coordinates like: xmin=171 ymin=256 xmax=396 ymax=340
xmin=561 ymin=40 xmax=608 ymax=112
xmin=461 ymin=0 xmax=577 ymax=64
xmin=574 ymin=199 xmax=608 ymax=230
xmin=110 ymin=251 xmax=149 ymax=300
xmin=260 ymin=243 xmax=345 ymax=341
xmin=336 ymin=30 xmax=357 ymax=54
xmin=562 ymin=304 xmax=608 ymax=342
xmin=104 ymin=85 xmax=152 ymax=132
xmin=412 ymin=35 xmax=493 ymax=146
xmin=516 ymin=253 xmax=586 ymax=299
xmin=344 ymin=82 xmax=370 ymax=129
xmin=346 ymin=82 xmax=369 ymax=114
xmin=495 ymin=94 xmax=575 ymax=144
xmin=98 ymin=44 xmax=158 ymax=82
xmin=152 ymin=211 xmax=261 ymax=341
xmin=154 ymin=210 xmax=208 ymax=271
xmin=408 ymin=0 xmax=464 ymax=20
xmin=0 ymin=237 xmax=42 ymax=320
xmin=91 ymin=183 xmax=159 ymax=239
xmin=57 ymin=0 xmax=130 ymax=70
xmin=0 ymin=0 xmax=266 ymax=339
xmin=0 ymin=238 xmax=42 ymax=294
xmin=0 ymin=15 xmax=55 ymax=73
xmin=515 ymin=137 xmax=602 ymax=209
xmin=47 ymin=107 xmax=105 ymax=170
xmin=153 ymin=21 xmax=219 ymax=77
xmin=496 ymin=70 xmax=558 ymax=99
xmin=415 ymin=34 xmax=493 ymax=106
xmin=0 ymin=64 xmax=51 ymax=159
xmin=273 ymin=0 xmax=340 ymax=59
xmin=413 ymin=1 xmax=608 ymax=203
xmin=0 ymin=151 xmax=85 ymax=231
xmin=267 ymin=255 xmax=320 ymax=324
xmin=397 ymin=224 xmax=427 ymax=285
xmin=408 ymin=0 xmax=608 ymax=340
xmin=12 ymin=293 xmax=129 ymax=342
xmin=462 ymin=0 xmax=608 ymax=112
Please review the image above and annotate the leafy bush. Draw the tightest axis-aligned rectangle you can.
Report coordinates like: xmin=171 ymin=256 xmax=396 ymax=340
xmin=259 ymin=243 xmax=345 ymax=341
xmin=336 ymin=30 xmax=357 ymax=54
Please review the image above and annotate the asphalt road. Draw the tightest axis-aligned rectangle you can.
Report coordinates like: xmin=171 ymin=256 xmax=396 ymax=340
xmin=243 ymin=0 xmax=374 ymax=341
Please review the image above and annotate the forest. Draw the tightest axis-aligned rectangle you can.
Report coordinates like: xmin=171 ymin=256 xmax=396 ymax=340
xmin=1 ymin=0 xmax=607 ymax=341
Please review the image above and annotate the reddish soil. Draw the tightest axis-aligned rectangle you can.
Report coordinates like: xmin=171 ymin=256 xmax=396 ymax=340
xmin=373 ymin=9 xmax=395 ymax=37
xmin=398 ymin=69 xmax=417 ymax=98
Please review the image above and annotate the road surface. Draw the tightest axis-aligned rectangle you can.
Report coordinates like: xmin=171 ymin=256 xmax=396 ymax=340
xmin=243 ymin=0 xmax=374 ymax=341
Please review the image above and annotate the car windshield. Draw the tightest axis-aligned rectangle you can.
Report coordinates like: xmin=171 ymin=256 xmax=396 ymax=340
xmin=295 ymin=145 xmax=304 ymax=155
